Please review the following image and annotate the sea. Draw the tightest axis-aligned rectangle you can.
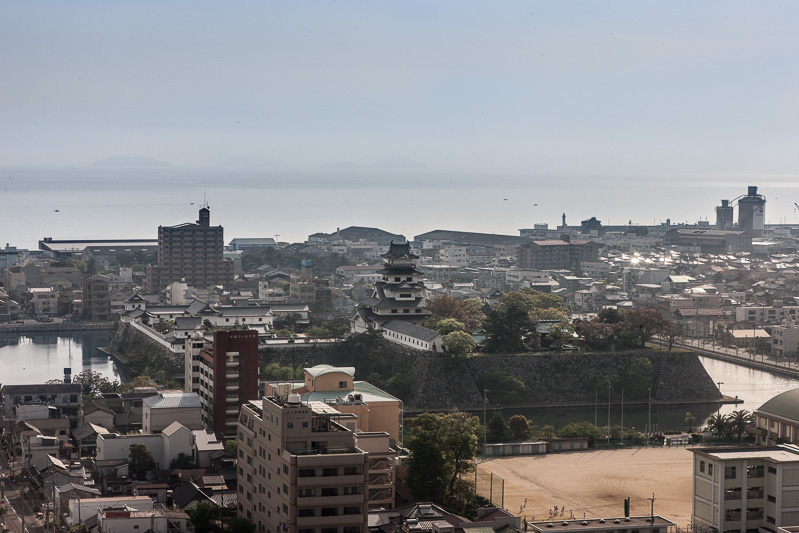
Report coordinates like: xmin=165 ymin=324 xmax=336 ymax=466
xmin=3 ymin=165 xmax=799 ymax=250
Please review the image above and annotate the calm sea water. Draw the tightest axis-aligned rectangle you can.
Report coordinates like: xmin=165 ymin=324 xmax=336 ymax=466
xmin=0 ymin=331 xmax=118 ymax=385
xmin=3 ymin=166 xmax=799 ymax=250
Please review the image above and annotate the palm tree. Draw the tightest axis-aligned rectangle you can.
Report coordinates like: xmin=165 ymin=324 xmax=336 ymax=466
xmin=685 ymin=412 xmax=696 ymax=433
xmin=707 ymin=413 xmax=730 ymax=440
xmin=729 ymin=409 xmax=755 ymax=441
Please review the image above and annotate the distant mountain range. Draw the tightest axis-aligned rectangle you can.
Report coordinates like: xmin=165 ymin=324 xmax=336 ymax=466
xmin=93 ymin=156 xmax=171 ymax=167
xmin=216 ymin=156 xmax=287 ymax=168
xmin=322 ymin=156 xmax=427 ymax=169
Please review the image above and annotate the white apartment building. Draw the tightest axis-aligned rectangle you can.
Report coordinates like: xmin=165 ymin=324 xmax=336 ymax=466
xmin=692 ymin=444 xmax=799 ymax=533
xmin=772 ymin=321 xmax=799 ymax=359
xmin=736 ymin=306 xmax=799 ymax=325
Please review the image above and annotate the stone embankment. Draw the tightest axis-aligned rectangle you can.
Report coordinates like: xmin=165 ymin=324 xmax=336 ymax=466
xmin=258 ymin=341 xmax=719 ymax=411
xmin=104 ymin=326 xmax=721 ymax=411
xmin=0 ymin=321 xmax=115 ymax=334
xmin=107 ymin=322 xmax=184 ymax=382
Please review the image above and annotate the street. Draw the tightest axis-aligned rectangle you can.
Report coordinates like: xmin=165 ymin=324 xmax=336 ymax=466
xmin=1 ymin=446 xmax=47 ymax=533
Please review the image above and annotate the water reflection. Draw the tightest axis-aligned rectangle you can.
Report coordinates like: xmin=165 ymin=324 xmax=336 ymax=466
xmin=0 ymin=331 xmax=118 ymax=385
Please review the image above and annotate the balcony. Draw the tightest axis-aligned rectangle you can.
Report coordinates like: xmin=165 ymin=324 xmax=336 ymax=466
xmin=295 ymin=494 xmax=364 ymax=507
xmin=295 ymin=515 xmax=363 ymax=527
xmin=297 ymin=475 xmax=364 ymax=487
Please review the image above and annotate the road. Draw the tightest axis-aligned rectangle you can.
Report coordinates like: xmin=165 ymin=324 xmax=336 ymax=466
xmin=0 ymin=446 xmax=47 ymax=533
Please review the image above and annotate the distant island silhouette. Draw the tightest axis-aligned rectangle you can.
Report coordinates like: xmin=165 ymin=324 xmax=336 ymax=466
xmin=93 ymin=156 xmax=171 ymax=167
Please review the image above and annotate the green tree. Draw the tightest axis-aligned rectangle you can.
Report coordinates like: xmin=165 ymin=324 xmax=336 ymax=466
xmin=685 ymin=412 xmax=696 ymax=433
xmin=620 ymin=308 xmax=670 ymax=348
xmin=273 ymin=328 xmax=293 ymax=339
xmin=71 ymin=370 xmax=115 ymax=397
xmin=406 ymin=411 xmax=480 ymax=505
xmin=624 ymin=357 xmax=654 ymax=398
xmin=483 ymin=289 xmax=567 ymax=353
xmin=508 ymin=415 xmax=531 ymax=440
xmin=187 ymin=501 xmax=219 ymax=533
xmin=443 ymin=331 xmax=477 ymax=357
xmin=224 ymin=440 xmax=238 ymax=457
xmin=169 ymin=452 xmax=196 ymax=470
xmin=129 ymin=444 xmax=157 ymax=480
xmin=486 ymin=411 xmax=509 ymax=442
xmin=557 ymin=421 xmax=603 ymax=445
xmin=436 ymin=318 xmax=467 ymax=335
xmin=545 ymin=322 xmax=575 ymax=350
xmin=706 ymin=413 xmax=730 ymax=439
xmin=480 ymin=371 xmax=525 ymax=404
xmin=226 ymin=517 xmax=257 ymax=533
xmin=729 ymin=409 xmax=755 ymax=441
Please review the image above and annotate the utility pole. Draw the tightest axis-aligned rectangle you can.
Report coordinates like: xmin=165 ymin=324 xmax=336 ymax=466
xmin=717 ymin=381 xmax=724 ymax=416
xmin=647 ymin=493 xmax=656 ymax=533
xmin=607 ymin=380 xmax=611 ymax=446
xmin=483 ymin=389 xmax=488 ymax=449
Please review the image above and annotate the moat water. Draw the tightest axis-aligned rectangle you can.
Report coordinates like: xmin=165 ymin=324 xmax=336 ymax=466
xmin=0 ymin=331 xmax=118 ymax=385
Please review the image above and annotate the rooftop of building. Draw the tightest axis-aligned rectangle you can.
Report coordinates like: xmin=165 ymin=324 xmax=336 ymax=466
xmin=305 ymin=364 xmax=355 ymax=379
xmin=691 ymin=444 xmax=799 ymax=462
xmin=528 ymin=516 xmax=674 ymax=532
xmin=143 ymin=392 xmax=202 ymax=409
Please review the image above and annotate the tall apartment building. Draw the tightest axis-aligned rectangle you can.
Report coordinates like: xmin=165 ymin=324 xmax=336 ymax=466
xmin=692 ymin=444 xmax=799 ymax=533
xmin=82 ymin=273 xmax=111 ymax=320
xmin=146 ymin=206 xmax=234 ymax=293
xmin=516 ymin=235 xmax=599 ymax=271
xmin=185 ymin=330 xmax=259 ymax=439
xmin=238 ymin=396 xmax=382 ymax=533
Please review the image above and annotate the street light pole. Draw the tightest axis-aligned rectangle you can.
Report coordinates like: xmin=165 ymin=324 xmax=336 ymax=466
xmin=717 ymin=381 xmax=724 ymax=416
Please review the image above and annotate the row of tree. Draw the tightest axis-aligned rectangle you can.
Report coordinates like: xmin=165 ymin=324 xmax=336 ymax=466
xmin=422 ymin=289 xmax=678 ymax=355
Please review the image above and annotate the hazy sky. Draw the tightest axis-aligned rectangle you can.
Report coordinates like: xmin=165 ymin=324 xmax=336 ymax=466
xmin=3 ymin=1 xmax=799 ymax=177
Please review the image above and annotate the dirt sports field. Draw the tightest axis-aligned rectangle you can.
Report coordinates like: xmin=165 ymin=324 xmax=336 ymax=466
xmin=476 ymin=447 xmax=694 ymax=526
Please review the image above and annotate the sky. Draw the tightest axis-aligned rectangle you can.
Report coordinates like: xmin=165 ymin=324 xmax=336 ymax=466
xmin=3 ymin=1 xmax=799 ymax=178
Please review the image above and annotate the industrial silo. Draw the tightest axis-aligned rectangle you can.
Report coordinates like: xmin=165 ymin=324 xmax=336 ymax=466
xmin=737 ymin=186 xmax=766 ymax=236
xmin=715 ymin=199 xmax=734 ymax=230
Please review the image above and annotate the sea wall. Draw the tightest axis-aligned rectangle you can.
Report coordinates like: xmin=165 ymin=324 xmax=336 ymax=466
xmin=107 ymin=322 xmax=184 ymax=382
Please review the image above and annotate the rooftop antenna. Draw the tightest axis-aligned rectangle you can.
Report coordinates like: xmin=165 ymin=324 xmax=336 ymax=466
xmin=203 ymin=191 xmax=209 ymax=209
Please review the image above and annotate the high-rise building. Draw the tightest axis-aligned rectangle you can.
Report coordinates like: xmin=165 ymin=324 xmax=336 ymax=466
xmin=185 ymin=330 xmax=259 ymax=439
xmin=238 ymin=394 xmax=396 ymax=533
xmin=82 ymin=273 xmax=111 ymax=320
xmin=146 ymin=206 xmax=234 ymax=293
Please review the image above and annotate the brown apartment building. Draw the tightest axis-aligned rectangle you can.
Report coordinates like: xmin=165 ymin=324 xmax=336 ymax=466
xmin=146 ymin=206 xmax=234 ymax=293
xmin=517 ymin=235 xmax=600 ymax=271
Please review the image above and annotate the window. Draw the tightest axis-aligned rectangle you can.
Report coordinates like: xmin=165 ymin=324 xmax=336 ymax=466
xmin=320 ymin=508 xmax=338 ymax=517
xmin=343 ymin=486 xmax=362 ymax=495
xmin=299 ymin=488 xmax=316 ymax=498
xmin=700 ymin=461 xmax=705 ymax=473
xmin=299 ymin=469 xmax=315 ymax=477
xmin=768 ymin=466 xmax=777 ymax=474
xmin=725 ymin=466 xmax=737 ymax=479
xmin=747 ymin=465 xmax=764 ymax=478
xmin=708 ymin=464 xmax=714 ymax=476
xmin=343 ymin=506 xmax=360 ymax=515
xmin=283 ymin=465 xmax=289 ymax=474
xmin=323 ymin=467 xmax=338 ymax=477
xmin=298 ymin=509 xmax=315 ymax=518
xmin=343 ymin=466 xmax=361 ymax=475
xmin=339 ymin=381 xmax=347 ymax=388
xmin=321 ymin=487 xmax=338 ymax=497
